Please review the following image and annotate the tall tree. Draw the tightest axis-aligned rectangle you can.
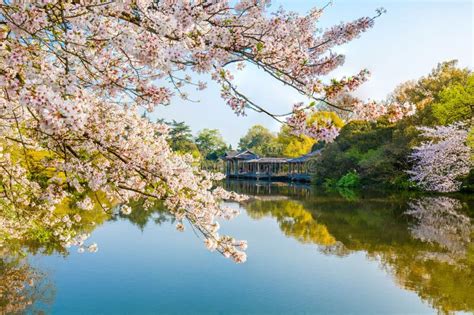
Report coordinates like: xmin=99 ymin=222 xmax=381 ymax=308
xmin=238 ymin=125 xmax=279 ymax=156
xmin=195 ymin=129 xmax=227 ymax=161
xmin=390 ymin=60 xmax=471 ymax=110
xmin=276 ymin=126 xmax=315 ymax=158
xmin=166 ymin=120 xmax=200 ymax=156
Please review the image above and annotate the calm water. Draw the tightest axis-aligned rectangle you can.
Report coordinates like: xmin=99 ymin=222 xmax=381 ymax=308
xmin=3 ymin=181 xmax=473 ymax=314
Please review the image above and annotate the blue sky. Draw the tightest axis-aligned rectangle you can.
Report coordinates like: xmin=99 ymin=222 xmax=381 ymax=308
xmin=155 ymin=0 xmax=473 ymax=147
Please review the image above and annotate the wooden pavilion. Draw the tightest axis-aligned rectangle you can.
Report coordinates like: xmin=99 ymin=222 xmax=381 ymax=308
xmin=241 ymin=157 xmax=289 ymax=180
xmin=222 ymin=149 xmax=322 ymax=182
xmin=287 ymin=150 xmax=322 ymax=181
xmin=222 ymin=150 xmax=259 ymax=176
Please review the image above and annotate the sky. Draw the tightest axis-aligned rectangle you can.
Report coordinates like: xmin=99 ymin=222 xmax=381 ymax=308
xmin=154 ymin=0 xmax=473 ymax=147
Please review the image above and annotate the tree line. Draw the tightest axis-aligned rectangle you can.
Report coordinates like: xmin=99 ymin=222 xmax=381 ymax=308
xmin=312 ymin=60 xmax=473 ymax=192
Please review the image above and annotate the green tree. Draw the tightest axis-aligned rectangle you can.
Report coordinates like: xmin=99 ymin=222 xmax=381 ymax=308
xmin=277 ymin=111 xmax=345 ymax=157
xmin=167 ymin=121 xmax=199 ymax=153
xmin=431 ymin=74 xmax=474 ymax=125
xmin=195 ymin=129 xmax=228 ymax=161
xmin=238 ymin=125 xmax=281 ymax=156
xmin=390 ymin=60 xmax=471 ymax=111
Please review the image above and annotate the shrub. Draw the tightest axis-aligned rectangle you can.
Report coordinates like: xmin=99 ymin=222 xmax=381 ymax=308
xmin=337 ymin=171 xmax=361 ymax=188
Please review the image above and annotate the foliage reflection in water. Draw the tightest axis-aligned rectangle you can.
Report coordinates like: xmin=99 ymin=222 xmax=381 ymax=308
xmin=224 ymin=180 xmax=474 ymax=315
xmin=1 ymin=180 xmax=473 ymax=314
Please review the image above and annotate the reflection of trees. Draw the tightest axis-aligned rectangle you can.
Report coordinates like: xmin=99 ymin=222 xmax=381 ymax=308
xmin=0 ymin=255 xmax=54 ymax=314
xmin=308 ymin=195 xmax=473 ymax=315
xmin=1 ymin=194 xmax=111 ymax=258
xmin=246 ymin=200 xmax=336 ymax=247
xmin=237 ymin=186 xmax=474 ymax=315
xmin=112 ymin=200 xmax=174 ymax=231
xmin=0 ymin=199 xmax=173 ymax=313
xmin=406 ymin=197 xmax=472 ymax=257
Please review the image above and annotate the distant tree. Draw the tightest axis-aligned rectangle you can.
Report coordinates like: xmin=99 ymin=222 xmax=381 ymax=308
xmin=430 ymin=74 xmax=474 ymax=125
xmin=238 ymin=125 xmax=280 ymax=156
xmin=390 ymin=60 xmax=471 ymax=120
xmin=288 ymin=107 xmax=347 ymax=143
xmin=337 ymin=60 xmax=471 ymax=126
xmin=167 ymin=121 xmax=200 ymax=155
xmin=275 ymin=126 xmax=315 ymax=157
xmin=239 ymin=117 xmax=345 ymax=158
xmin=195 ymin=129 xmax=228 ymax=161
xmin=281 ymin=111 xmax=345 ymax=157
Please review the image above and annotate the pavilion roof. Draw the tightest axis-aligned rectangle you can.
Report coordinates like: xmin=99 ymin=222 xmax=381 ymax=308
xmin=245 ymin=157 xmax=289 ymax=163
xmin=221 ymin=149 xmax=259 ymax=160
xmin=287 ymin=150 xmax=322 ymax=163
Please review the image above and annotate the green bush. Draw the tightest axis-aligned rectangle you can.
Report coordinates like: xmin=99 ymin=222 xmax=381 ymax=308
xmin=337 ymin=171 xmax=360 ymax=188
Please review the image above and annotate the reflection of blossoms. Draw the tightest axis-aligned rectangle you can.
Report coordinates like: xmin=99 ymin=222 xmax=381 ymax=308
xmin=0 ymin=258 xmax=52 ymax=314
xmin=66 ymin=233 xmax=98 ymax=254
xmin=406 ymin=197 xmax=472 ymax=257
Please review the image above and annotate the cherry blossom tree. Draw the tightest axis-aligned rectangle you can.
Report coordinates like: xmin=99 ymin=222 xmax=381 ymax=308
xmin=407 ymin=123 xmax=472 ymax=192
xmin=0 ymin=0 xmax=384 ymax=261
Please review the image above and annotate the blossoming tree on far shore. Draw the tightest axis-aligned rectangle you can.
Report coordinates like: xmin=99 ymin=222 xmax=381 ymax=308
xmin=407 ymin=123 xmax=472 ymax=192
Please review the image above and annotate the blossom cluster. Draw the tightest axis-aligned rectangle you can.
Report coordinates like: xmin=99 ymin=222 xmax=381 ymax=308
xmin=286 ymin=103 xmax=340 ymax=142
xmin=407 ymin=123 xmax=472 ymax=192
xmin=351 ymin=100 xmax=416 ymax=122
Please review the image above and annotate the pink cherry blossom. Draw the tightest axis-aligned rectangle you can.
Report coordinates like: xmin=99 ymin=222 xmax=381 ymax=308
xmin=0 ymin=0 xmax=384 ymax=261
xmin=407 ymin=123 xmax=472 ymax=192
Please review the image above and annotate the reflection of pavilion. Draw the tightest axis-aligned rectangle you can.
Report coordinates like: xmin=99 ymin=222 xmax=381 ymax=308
xmin=221 ymin=150 xmax=321 ymax=182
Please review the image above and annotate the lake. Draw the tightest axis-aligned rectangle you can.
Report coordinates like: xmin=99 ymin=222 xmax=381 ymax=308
xmin=2 ymin=180 xmax=473 ymax=314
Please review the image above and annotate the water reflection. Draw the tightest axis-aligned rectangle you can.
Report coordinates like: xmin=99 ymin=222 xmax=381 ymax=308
xmin=1 ymin=180 xmax=473 ymax=314
xmin=406 ymin=197 xmax=472 ymax=257
xmin=0 ymin=253 xmax=54 ymax=314
xmin=224 ymin=180 xmax=474 ymax=314
xmin=110 ymin=200 xmax=174 ymax=231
